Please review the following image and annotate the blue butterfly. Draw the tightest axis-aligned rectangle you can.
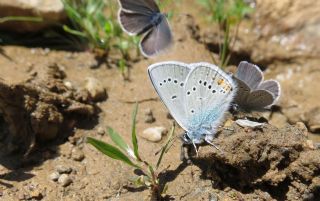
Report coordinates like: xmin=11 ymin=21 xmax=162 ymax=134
xmin=148 ymin=61 xmax=237 ymax=151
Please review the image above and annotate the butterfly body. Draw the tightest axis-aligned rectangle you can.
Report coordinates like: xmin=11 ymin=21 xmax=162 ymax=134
xmin=148 ymin=62 xmax=236 ymax=145
xmin=150 ymin=13 xmax=164 ymax=26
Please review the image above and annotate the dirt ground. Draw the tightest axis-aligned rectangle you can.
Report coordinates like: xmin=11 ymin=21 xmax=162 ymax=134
xmin=0 ymin=0 xmax=319 ymax=200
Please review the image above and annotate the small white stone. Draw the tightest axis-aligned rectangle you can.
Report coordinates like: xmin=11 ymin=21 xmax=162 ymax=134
xmin=49 ymin=172 xmax=60 ymax=182
xmin=55 ymin=165 xmax=72 ymax=174
xmin=140 ymin=127 xmax=168 ymax=142
xmin=63 ymin=81 xmax=73 ymax=89
xmin=58 ymin=174 xmax=72 ymax=187
xmin=84 ymin=77 xmax=107 ymax=101
xmin=236 ymin=119 xmax=265 ymax=128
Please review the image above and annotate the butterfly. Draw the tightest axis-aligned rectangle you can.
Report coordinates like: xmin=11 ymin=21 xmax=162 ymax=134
xmin=232 ymin=61 xmax=281 ymax=110
xmin=148 ymin=61 xmax=237 ymax=148
xmin=118 ymin=0 xmax=173 ymax=57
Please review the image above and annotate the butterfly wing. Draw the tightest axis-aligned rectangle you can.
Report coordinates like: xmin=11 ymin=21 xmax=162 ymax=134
xmin=258 ymin=80 xmax=281 ymax=102
xmin=232 ymin=76 xmax=251 ymax=108
xmin=118 ymin=0 xmax=159 ymax=14
xmin=236 ymin=61 xmax=263 ymax=90
xmin=184 ymin=63 xmax=236 ymax=142
xmin=245 ymin=90 xmax=275 ymax=109
xmin=140 ymin=16 xmax=172 ymax=57
xmin=148 ymin=62 xmax=191 ymax=130
xmin=118 ymin=10 xmax=153 ymax=35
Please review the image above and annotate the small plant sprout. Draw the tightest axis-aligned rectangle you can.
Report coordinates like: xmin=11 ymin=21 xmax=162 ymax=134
xmin=87 ymin=104 xmax=175 ymax=200
xmin=198 ymin=0 xmax=253 ymax=68
xmin=61 ymin=0 xmax=139 ymax=77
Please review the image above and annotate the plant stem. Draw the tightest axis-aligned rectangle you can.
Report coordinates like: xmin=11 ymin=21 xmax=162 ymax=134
xmin=220 ymin=20 xmax=230 ymax=68
xmin=224 ymin=20 xmax=242 ymax=67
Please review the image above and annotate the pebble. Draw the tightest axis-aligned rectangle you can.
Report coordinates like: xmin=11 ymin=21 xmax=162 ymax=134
xmin=295 ymin=122 xmax=308 ymax=136
xmin=144 ymin=108 xmax=155 ymax=123
xmin=85 ymin=77 xmax=107 ymax=102
xmin=305 ymin=140 xmax=315 ymax=149
xmin=63 ymin=81 xmax=73 ymax=89
xmin=30 ymin=190 xmax=43 ymax=200
xmin=140 ymin=127 xmax=167 ymax=142
xmin=304 ymin=107 xmax=320 ymax=133
xmin=269 ymin=112 xmax=288 ymax=128
xmin=97 ymin=126 xmax=105 ymax=135
xmin=49 ymin=172 xmax=60 ymax=181
xmin=282 ymin=106 xmax=302 ymax=124
xmin=72 ymin=148 xmax=85 ymax=161
xmin=56 ymin=165 xmax=72 ymax=174
xmin=58 ymin=174 xmax=72 ymax=187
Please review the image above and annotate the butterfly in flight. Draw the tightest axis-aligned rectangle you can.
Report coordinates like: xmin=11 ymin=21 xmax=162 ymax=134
xmin=118 ymin=0 xmax=173 ymax=57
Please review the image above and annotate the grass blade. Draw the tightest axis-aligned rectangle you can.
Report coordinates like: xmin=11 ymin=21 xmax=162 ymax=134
xmin=63 ymin=25 xmax=87 ymax=38
xmin=87 ymin=137 xmax=139 ymax=168
xmin=156 ymin=124 xmax=175 ymax=169
xmin=107 ymin=127 xmax=135 ymax=158
xmin=0 ymin=16 xmax=42 ymax=23
xmin=131 ymin=103 xmax=141 ymax=161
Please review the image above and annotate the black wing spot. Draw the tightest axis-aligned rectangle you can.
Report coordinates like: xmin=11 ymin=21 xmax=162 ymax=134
xmin=163 ymin=80 xmax=166 ymax=83
xmin=208 ymin=85 xmax=212 ymax=89
xmin=191 ymin=110 xmax=194 ymax=113
xmin=159 ymin=83 xmax=162 ymax=86
xmin=199 ymin=80 xmax=202 ymax=84
xmin=172 ymin=95 xmax=177 ymax=99
xmin=180 ymin=82 xmax=184 ymax=87
xmin=193 ymin=87 xmax=196 ymax=91
xmin=174 ymin=79 xmax=178 ymax=83
xmin=204 ymin=81 xmax=207 ymax=86
xmin=212 ymin=90 xmax=216 ymax=93
xmin=168 ymin=78 xmax=171 ymax=82
xmin=187 ymin=91 xmax=191 ymax=95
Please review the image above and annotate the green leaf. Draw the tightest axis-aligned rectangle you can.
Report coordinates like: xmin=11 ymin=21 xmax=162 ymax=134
xmin=104 ymin=20 xmax=113 ymax=34
xmin=87 ymin=137 xmax=139 ymax=168
xmin=156 ymin=124 xmax=175 ymax=169
xmin=107 ymin=127 xmax=134 ymax=158
xmin=131 ymin=103 xmax=141 ymax=161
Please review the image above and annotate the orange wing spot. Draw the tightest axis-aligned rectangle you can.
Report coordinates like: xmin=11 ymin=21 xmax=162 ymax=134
xmin=217 ymin=78 xmax=224 ymax=85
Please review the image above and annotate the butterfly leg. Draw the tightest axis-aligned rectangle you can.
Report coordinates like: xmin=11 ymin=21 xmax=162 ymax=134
xmin=205 ymin=138 xmax=224 ymax=154
xmin=179 ymin=134 xmax=193 ymax=163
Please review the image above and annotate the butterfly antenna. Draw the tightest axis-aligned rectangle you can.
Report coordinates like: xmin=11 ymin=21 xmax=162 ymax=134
xmin=192 ymin=141 xmax=199 ymax=157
